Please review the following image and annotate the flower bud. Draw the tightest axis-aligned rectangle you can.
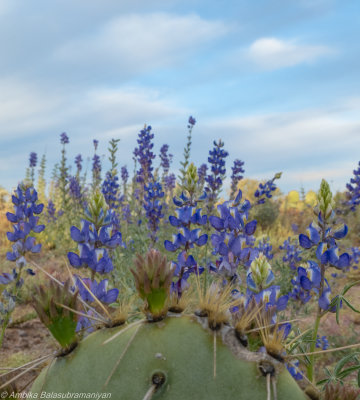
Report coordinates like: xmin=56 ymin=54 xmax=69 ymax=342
xmin=131 ymin=249 xmax=175 ymax=320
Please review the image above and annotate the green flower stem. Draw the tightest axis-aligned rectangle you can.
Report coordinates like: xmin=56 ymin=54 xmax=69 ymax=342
xmin=307 ymin=263 xmax=326 ymax=383
xmin=307 ymin=310 xmax=321 ymax=383
xmin=0 ymin=270 xmax=23 ymax=348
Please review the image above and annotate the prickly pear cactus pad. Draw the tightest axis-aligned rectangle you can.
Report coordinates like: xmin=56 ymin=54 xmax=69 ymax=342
xmin=31 ymin=316 xmax=307 ymax=400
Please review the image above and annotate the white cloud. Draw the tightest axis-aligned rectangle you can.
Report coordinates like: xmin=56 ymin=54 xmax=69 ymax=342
xmin=198 ymin=99 xmax=360 ymax=192
xmin=247 ymin=37 xmax=332 ymax=69
xmin=0 ymin=80 xmax=184 ymax=141
xmin=54 ymin=13 xmax=229 ymax=74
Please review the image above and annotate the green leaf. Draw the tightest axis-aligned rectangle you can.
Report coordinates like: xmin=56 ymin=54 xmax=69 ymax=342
xmin=316 ymin=378 xmax=329 ymax=386
xmin=338 ymin=365 xmax=360 ymax=379
xmin=343 ymin=280 xmax=360 ymax=296
xmin=334 ymin=353 xmax=360 ymax=375
xmin=342 ymin=297 xmax=360 ymax=314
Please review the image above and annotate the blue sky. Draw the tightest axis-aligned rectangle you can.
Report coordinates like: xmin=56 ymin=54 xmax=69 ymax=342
xmin=1 ymin=0 xmax=360 ymax=195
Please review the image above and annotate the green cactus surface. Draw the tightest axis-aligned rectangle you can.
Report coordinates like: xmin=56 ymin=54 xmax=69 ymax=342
xmin=31 ymin=316 xmax=307 ymax=399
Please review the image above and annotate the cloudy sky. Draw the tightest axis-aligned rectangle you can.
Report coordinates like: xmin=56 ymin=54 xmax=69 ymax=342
xmin=1 ymin=0 xmax=359 ymax=194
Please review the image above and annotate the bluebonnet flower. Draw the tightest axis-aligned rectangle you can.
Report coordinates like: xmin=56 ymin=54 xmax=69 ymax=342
xmin=69 ymin=176 xmax=83 ymax=203
xmin=159 ymin=144 xmax=173 ymax=175
xmin=47 ymin=199 xmax=56 ymax=222
xmin=350 ymin=247 xmax=360 ymax=270
xmin=170 ymin=251 xmax=203 ymax=296
xmin=6 ymin=185 xmax=44 ymax=270
xmin=75 ymin=276 xmax=119 ymax=304
xmin=205 ymin=139 xmax=229 ymax=208
xmin=60 ymin=132 xmax=69 ymax=145
xmin=209 ymin=190 xmax=257 ymax=280
xmin=58 ymin=132 xmax=70 ymax=211
xmin=102 ymin=172 xmax=120 ymax=209
xmin=122 ymin=204 xmax=132 ymax=224
xmin=299 ymin=222 xmax=350 ymax=269
xmin=188 ymin=116 xmax=196 ymax=127
xmin=279 ymin=237 xmax=302 ymax=270
xmin=164 ymin=173 xmax=176 ymax=193
xmin=75 ymin=154 xmax=83 ymax=173
xmin=197 ymin=164 xmax=208 ymax=187
xmin=254 ymin=172 xmax=281 ymax=205
xmin=286 ymin=360 xmax=304 ymax=381
xmin=92 ymin=154 xmax=101 ymax=184
xmin=253 ymin=286 xmax=289 ymax=314
xmin=121 ymin=166 xmax=129 ymax=185
xmin=256 ymin=237 xmax=273 ymax=260
xmin=133 ymin=125 xmax=155 ymax=185
xmin=316 ymin=335 xmax=329 ymax=350
xmin=230 ymin=159 xmax=245 ymax=199
xmin=345 ymin=161 xmax=360 ymax=211
xmin=29 ymin=152 xmax=37 ymax=168
xmin=164 ymin=194 xmax=208 ymax=253
xmin=164 ymin=165 xmax=207 ymax=297
xmin=67 ymin=194 xmax=123 ymax=276
xmin=143 ymin=181 xmax=165 ymax=244
xmin=1 ymin=184 xmax=44 ymax=346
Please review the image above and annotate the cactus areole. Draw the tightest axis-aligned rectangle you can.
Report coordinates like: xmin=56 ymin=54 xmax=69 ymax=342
xmin=31 ymin=316 xmax=307 ymax=399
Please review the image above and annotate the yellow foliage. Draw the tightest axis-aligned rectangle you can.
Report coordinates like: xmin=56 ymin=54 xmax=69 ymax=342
xmin=287 ymin=190 xmax=300 ymax=205
xmin=305 ymin=190 xmax=317 ymax=206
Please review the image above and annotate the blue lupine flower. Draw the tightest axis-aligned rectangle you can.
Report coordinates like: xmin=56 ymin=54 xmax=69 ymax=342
xmin=205 ymin=139 xmax=229 ymax=208
xmin=296 ymin=262 xmax=321 ymax=291
xmin=102 ymin=172 xmax=120 ymax=209
xmin=170 ymin=251 xmax=203 ymax=296
xmin=316 ymin=335 xmax=329 ymax=350
xmin=188 ymin=116 xmax=196 ymax=126
xmin=159 ymin=144 xmax=173 ymax=175
xmin=0 ymin=270 xmax=17 ymax=285
xmin=6 ymin=185 xmax=44 ymax=269
xmin=60 ymin=132 xmax=69 ymax=145
xmin=75 ymin=154 xmax=83 ymax=172
xmin=121 ymin=166 xmax=129 ymax=185
xmin=143 ymin=181 xmax=164 ymax=244
xmin=345 ymin=161 xmax=360 ymax=211
xmin=69 ymin=245 xmax=114 ymax=274
xmin=250 ymin=285 xmax=288 ymax=312
xmin=299 ymin=224 xmax=321 ymax=249
xmin=318 ymin=284 xmax=333 ymax=311
xmin=92 ymin=154 xmax=101 ymax=178
xmin=254 ymin=173 xmax=281 ymax=205
xmin=279 ymin=237 xmax=302 ymax=270
xmin=230 ymin=159 xmax=245 ymax=199
xmin=69 ymin=176 xmax=83 ymax=202
xmin=209 ymin=192 xmax=258 ymax=279
xmin=164 ymin=227 xmax=207 ymax=252
xmin=164 ymin=190 xmax=207 ymax=297
xmin=299 ymin=220 xmax=350 ymax=269
xmin=286 ymin=360 xmax=303 ymax=380
xmin=256 ymin=237 xmax=273 ymax=260
xmin=67 ymin=202 xmax=122 ymax=274
xmin=122 ymin=204 xmax=132 ymax=224
xmin=29 ymin=152 xmax=37 ymax=168
xmin=164 ymin=173 xmax=176 ymax=192
xmin=197 ymin=163 xmax=208 ymax=187
xmin=133 ymin=125 xmax=155 ymax=185
xmin=75 ymin=276 xmax=119 ymax=304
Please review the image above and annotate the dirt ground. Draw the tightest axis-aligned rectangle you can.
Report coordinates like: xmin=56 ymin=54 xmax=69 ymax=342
xmin=0 ymin=305 xmax=58 ymax=393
